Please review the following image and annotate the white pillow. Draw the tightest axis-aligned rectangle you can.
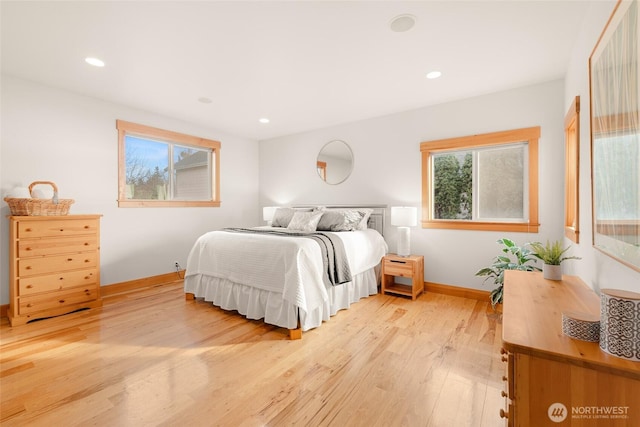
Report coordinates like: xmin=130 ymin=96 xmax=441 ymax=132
xmin=271 ymin=207 xmax=313 ymax=227
xmin=287 ymin=210 xmax=323 ymax=232
xmin=316 ymin=208 xmax=372 ymax=230
xmin=357 ymin=208 xmax=373 ymax=230
xmin=316 ymin=209 xmax=364 ymax=231
xmin=271 ymin=208 xmax=295 ymax=227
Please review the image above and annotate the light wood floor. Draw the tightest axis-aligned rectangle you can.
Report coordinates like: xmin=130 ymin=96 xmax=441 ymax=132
xmin=1 ymin=281 xmax=506 ymax=426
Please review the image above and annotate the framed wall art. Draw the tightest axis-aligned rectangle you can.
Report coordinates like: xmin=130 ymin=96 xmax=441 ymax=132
xmin=589 ymin=0 xmax=640 ymax=271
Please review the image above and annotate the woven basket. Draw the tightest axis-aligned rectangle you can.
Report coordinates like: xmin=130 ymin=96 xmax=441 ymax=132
xmin=4 ymin=181 xmax=74 ymax=216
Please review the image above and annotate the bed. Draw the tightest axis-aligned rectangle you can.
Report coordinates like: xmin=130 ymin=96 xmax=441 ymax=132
xmin=184 ymin=205 xmax=388 ymax=338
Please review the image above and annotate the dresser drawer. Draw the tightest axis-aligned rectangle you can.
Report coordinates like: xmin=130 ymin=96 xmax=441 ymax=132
xmin=18 ymin=285 xmax=99 ymax=315
xmin=18 ymin=252 xmax=98 ymax=277
xmin=383 ymin=258 xmax=414 ymax=277
xmin=18 ymin=219 xmax=99 ymax=239
xmin=18 ymin=269 xmax=98 ymax=296
xmin=17 ymin=235 xmax=98 ymax=257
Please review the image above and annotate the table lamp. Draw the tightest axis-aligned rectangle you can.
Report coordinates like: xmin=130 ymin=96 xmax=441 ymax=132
xmin=391 ymin=206 xmax=417 ymax=257
xmin=263 ymin=206 xmax=278 ymax=226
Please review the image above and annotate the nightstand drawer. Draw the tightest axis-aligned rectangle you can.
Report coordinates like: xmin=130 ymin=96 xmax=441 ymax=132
xmin=383 ymin=258 xmax=414 ymax=277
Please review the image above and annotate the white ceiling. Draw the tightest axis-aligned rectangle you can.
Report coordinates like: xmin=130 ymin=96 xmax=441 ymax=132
xmin=1 ymin=1 xmax=593 ymax=141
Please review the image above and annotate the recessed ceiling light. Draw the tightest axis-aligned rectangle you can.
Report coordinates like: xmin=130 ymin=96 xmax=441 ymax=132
xmin=389 ymin=14 xmax=416 ymax=33
xmin=426 ymin=71 xmax=442 ymax=79
xmin=198 ymin=97 xmax=212 ymax=104
xmin=85 ymin=57 xmax=105 ymax=67
xmin=259 ymin=118 xmax=270 ymax=124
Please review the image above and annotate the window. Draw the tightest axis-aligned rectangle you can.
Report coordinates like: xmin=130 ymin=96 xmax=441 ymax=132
xmin=420 ymin=126 xmax=540 ymax=232
xmin=117 ymin=120 xmax=221 ymax=207
xmin=564 ymin=96 xmax=580 ymax=242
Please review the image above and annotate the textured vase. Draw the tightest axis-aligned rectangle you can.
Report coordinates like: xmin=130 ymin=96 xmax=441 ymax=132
xmin=599 ymin=289 xmax=640 ymax=361
xmin=543 ymin=264 xmax=562 ymax=280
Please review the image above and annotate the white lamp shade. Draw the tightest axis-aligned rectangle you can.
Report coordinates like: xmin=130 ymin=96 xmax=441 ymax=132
xmin=391 ymin=206 xmax=417 ymax=227
xmin=263 ymin=206 xmax=278 ymax=222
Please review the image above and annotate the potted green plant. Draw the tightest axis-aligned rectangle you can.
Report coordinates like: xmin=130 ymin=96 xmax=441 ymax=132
xmin=476 ymin=238 xmax=541 ymax=308
xmin=530 ymin=240 xmax=581 ymax=280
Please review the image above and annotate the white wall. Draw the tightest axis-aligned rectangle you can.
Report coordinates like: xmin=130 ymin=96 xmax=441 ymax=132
xmin=564 ymin=0 xmax=640 ymax=294
xmin=260 ymin=79 xmax=567 ymax=292
xmin=0 ymin=75 xmax=260 ymax=305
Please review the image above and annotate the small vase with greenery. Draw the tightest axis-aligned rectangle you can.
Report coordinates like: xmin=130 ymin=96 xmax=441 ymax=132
xmin=475 ymin=238 xmax=541 ymax=308
xmin=530 ymin=240 xmax=581 ymax=280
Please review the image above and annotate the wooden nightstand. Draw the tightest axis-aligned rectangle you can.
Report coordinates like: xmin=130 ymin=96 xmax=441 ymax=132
xmin=381 ymin=254 xmax=424 ymax=300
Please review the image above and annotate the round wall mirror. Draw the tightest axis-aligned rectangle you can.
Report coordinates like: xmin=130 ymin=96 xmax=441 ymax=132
xmin=316 ymin=140 xmax=353 ymax=185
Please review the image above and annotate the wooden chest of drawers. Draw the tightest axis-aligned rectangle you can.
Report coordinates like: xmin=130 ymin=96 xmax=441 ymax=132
xmin=501 ymin=271 xmax=640 ymax=426
xmin=8 ymin=215 xmax=102 ymax=326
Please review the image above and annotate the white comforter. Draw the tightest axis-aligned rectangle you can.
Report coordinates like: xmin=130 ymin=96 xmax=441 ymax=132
xmin=184 ymin=227 xmax=387 ymax=316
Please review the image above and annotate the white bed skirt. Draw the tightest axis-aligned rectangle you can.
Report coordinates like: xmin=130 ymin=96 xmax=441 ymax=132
xmin=184 ymin=267 xmax=379 ymax=331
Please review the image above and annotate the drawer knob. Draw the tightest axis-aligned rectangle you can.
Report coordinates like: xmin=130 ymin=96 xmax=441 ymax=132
xmin=500 ymin=409 xmax=509 ymax=419
xmin=59 ymin=277 xmax=64 ymax=281
xmin=67 ymin=258 xmax=73 ymax=262
xmin=26 ymin=266 xmax=32 ymax=270
xmin=84 ymin=225 xmax=90 ymax=229
xmin=59 ymin=229 xmax=64 ymax=232
xmin=26 ymin=284 xmax=33 ymax=289
xmin=27 ymin=303 xmax=33 ymax=308
xmin=84 ymin=259 xmax=90 ymax=263
xmin=25 ymin=228 xmax=32 ymax=232
xmin=84 ymin=242 xmax=89 ymax=246
xmin=59 ymin=299 xmax=65 ymax=304
xmin=25 ymin=247 xmax=32 ymax=251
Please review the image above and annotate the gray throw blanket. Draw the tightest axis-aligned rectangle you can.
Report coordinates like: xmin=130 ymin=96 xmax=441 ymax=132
xmin=223 ymin=228 xmax=352 ymax=286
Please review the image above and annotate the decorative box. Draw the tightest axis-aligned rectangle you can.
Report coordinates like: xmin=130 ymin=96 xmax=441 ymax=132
xmin=562 ymin=311 xmax=600 ymax=342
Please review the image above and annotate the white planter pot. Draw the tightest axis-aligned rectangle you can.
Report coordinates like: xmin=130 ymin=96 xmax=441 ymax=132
xmin=543 ymin=264 xmax=562 ymax=280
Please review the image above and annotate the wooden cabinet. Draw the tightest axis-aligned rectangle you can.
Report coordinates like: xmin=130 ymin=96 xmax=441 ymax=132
xmin=381 ymin=254 xmax=424 ymax=300
xmin=501 ymin=270 xmax=640 ymax=426
xmin=8 ymin=215 xmax=102 ymax=326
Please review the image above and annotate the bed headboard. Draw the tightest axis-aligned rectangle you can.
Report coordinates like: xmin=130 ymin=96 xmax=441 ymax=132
xmin=293 ymin=205 xmax=387 ymax=236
